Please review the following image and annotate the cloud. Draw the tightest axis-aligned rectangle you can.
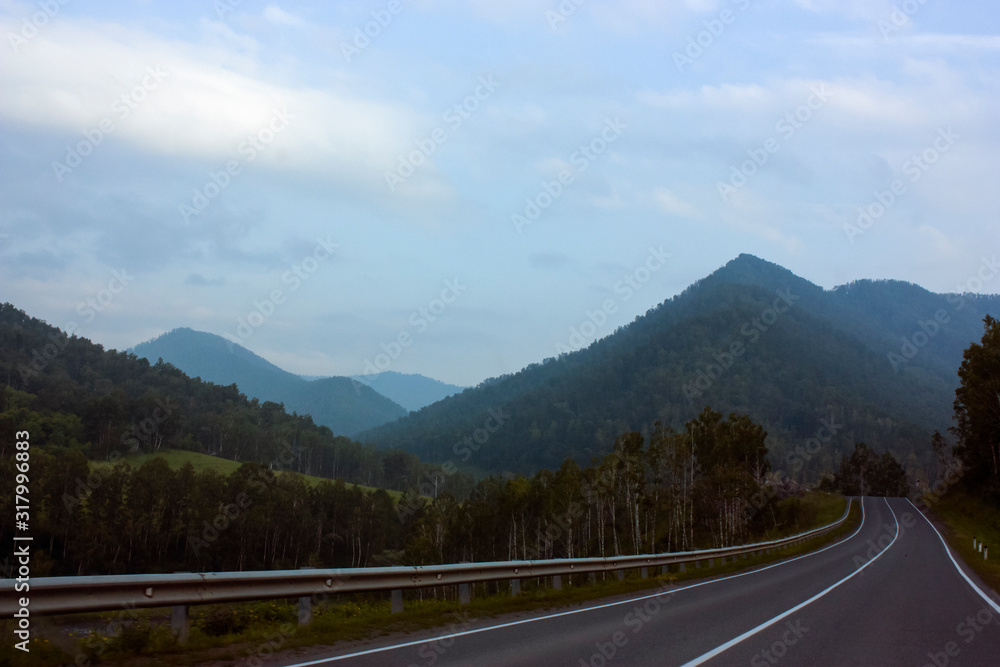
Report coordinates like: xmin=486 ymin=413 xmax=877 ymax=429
xmin=0 ymin=15 xmax=420 ymax=194
xmin=654 ymin=188 xmax=701 ymax=218
xmin=528 ymin=251 xmax=575 ymax=270
xmin=790 ymin=0 xmax=897 ymax=21
xmin=263 ymin=5 xmax=306 ymax=28
xmin=184 ymin=273 xmax=226 ymax=287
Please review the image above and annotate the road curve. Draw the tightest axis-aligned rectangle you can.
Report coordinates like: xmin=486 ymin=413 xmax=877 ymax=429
xmin=272 ymin=497 xmax=1000 ymax=666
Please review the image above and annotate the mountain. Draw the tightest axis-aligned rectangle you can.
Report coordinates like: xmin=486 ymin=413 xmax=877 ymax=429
xmin=0 ymin=303 xmax=460 ymax=494
xmin=131 ymin=328 xmax=407 ymax=436
xmin=359 ymin=254 xmax=1000 ymax=480
xmin=350 ymin=371 xmax=465 ymax=412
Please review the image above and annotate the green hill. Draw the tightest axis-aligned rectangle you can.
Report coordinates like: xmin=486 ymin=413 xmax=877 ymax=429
xmin=131 ymin=327 xmax=407 ymax=436
xmin=360 ymin=255 xmax=1000 ymax=481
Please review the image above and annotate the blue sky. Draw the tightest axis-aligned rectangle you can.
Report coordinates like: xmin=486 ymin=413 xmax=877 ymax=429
xmin=1 ymin=0 xmax=998 ymax=386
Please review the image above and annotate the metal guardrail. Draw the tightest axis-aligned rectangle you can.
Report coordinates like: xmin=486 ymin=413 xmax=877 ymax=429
xmin=1 ymin=498 xmax=852 ymax=618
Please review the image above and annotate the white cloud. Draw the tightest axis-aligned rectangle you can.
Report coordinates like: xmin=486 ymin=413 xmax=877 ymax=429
xmin=790 ymin=0 xmax=897 ymax=21
xmin=654 ymin=188 xmax=701 ymax=218
xmin=0 ymin=15 xmax=420 ymax=193
xmin=263 ymin=5 xmax=306 ymax=28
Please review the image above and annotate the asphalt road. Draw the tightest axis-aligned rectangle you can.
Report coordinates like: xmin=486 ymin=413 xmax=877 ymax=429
xmin=276 ymin=497 xmax=1000 ymax=666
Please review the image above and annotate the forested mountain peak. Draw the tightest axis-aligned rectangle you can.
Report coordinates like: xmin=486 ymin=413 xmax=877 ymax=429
xmin=130 ymin=327 xmax=408 ymax=436
xmin=699 ymin=254 xmax=824 ymax=297
xmin=361 ymin=256 xmax=999 ymax=482
xmin=133 ymin=327 xmax=296 ymax=379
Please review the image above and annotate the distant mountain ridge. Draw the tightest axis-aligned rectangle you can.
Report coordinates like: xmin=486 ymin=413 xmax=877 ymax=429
xmin=131 ymin=328 xmax=407 ymax=436
xmin=350 ymin=371 xmax=465 ymax=412
xmin=359 ymin=254 xmax=1000 ymax=481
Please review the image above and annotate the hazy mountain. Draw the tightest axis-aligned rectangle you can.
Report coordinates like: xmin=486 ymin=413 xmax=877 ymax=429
xmin=359 ymin=254 xmax=1000 ymax=480
xmin=131 ymin=328 xmax=407 ymax=435
xmin=349 ymin=371 xmax=465 ymax=412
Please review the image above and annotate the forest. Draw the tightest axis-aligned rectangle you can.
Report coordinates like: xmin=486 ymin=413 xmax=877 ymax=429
xmin=361 ymin=257 xmax=1000 ymax=480
xmin=2 ymin=304 xmax=996 ymax=578
xmin=1 ymin=401 xmax=793 ymax=576
xmin=0 ymin=303 xmax=466 ymax=495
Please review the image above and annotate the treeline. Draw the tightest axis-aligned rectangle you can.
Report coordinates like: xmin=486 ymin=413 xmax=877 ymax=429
xmin=951 ymin=315 xmax=1000 ymax=497
xmin=401 ymin=408 xmax=775 ymax=566
xmin=361 ymin=272 xmax=977 ymax=480
xmin=0 ymin=304 xmax=471 ymax=495
xmin=0 ymin=407 xmax=802 ymax=576
xmin=833 ymin=442 xmax=909 ymax=496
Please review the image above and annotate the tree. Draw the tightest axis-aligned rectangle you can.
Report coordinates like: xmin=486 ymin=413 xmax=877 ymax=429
xmin=952 ymin=315 xmax=1000 ymax=494
xmin=836 ymin=442 xmax=907 ymax=497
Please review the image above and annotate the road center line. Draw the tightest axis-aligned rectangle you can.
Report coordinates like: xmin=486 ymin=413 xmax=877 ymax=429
xmin=907 ymin=498 xmax=1000 ymax=614
xmin=679 ymin=497 xmax=899 ymax=667
xmin=283 ymin=498 xmax=864 ymax=666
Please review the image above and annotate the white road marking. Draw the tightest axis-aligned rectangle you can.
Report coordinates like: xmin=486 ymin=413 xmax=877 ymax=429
xmin=907 ymin=498 xmax=1000 ymax=614
xmin=679 ymin=497 xmax=899 ymax=667
xmin=282 ymin=498 xmax=864 ymax=666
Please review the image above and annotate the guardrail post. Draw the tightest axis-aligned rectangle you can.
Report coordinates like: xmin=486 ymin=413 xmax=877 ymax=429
xmin=171 ymin=605 xmax=189 ymax=644
xmin=641 ymin=567 xmax=648 ymax=579
xmin=511 ymin=579 xmax=521 ymax=596
xmin=298 ymin=595 xmax=312 ymax=626
xmin=708 ymin=558 xmax=714 ymax=567
xmin=298 ymin=566 xmax=314 ymax=625
xmin=616 ymin=570 xmax=624 ymax=581
xmin=678 ymin=562 xmax=685 ymax=573
xmin=391 ymin=589 xmax=403 ymax=614
xmin=589 ymin=572 xmax=597 ymax=585
xmin=459 ymin=583 xmax=470 ymax=605
xmin=552 ymin=575 xmax=562 ymax=591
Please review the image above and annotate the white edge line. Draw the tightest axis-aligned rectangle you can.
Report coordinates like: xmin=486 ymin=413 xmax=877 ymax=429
xmin=679 ymin=497 xmax=899 ymax=667
xmin=284 ymin=498 xmax=863 ymax=667
xmin=907 ymin=498 xmax=1000 ymax=614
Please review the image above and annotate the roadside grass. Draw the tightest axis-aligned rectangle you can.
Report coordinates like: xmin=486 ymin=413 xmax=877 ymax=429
xmin=6 ymin=494 xmax=859 ymax=666
xmin=91 ymin=448 xmax=401 ymax=499
xmin=924 ymin=487 xmax=1000 ymax=595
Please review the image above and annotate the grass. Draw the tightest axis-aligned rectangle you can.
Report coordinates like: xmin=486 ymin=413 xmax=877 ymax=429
xmin=91 ymin=449 xmax=402 ymax=499
xmin=5 ymin=493 xmax=860 ymax=666
xmin=924 ymin=487 xmax=1000 ymax=594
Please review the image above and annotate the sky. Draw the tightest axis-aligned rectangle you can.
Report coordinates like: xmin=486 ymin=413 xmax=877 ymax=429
xmin=1 ymin=0 xmax=998 ymax=387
